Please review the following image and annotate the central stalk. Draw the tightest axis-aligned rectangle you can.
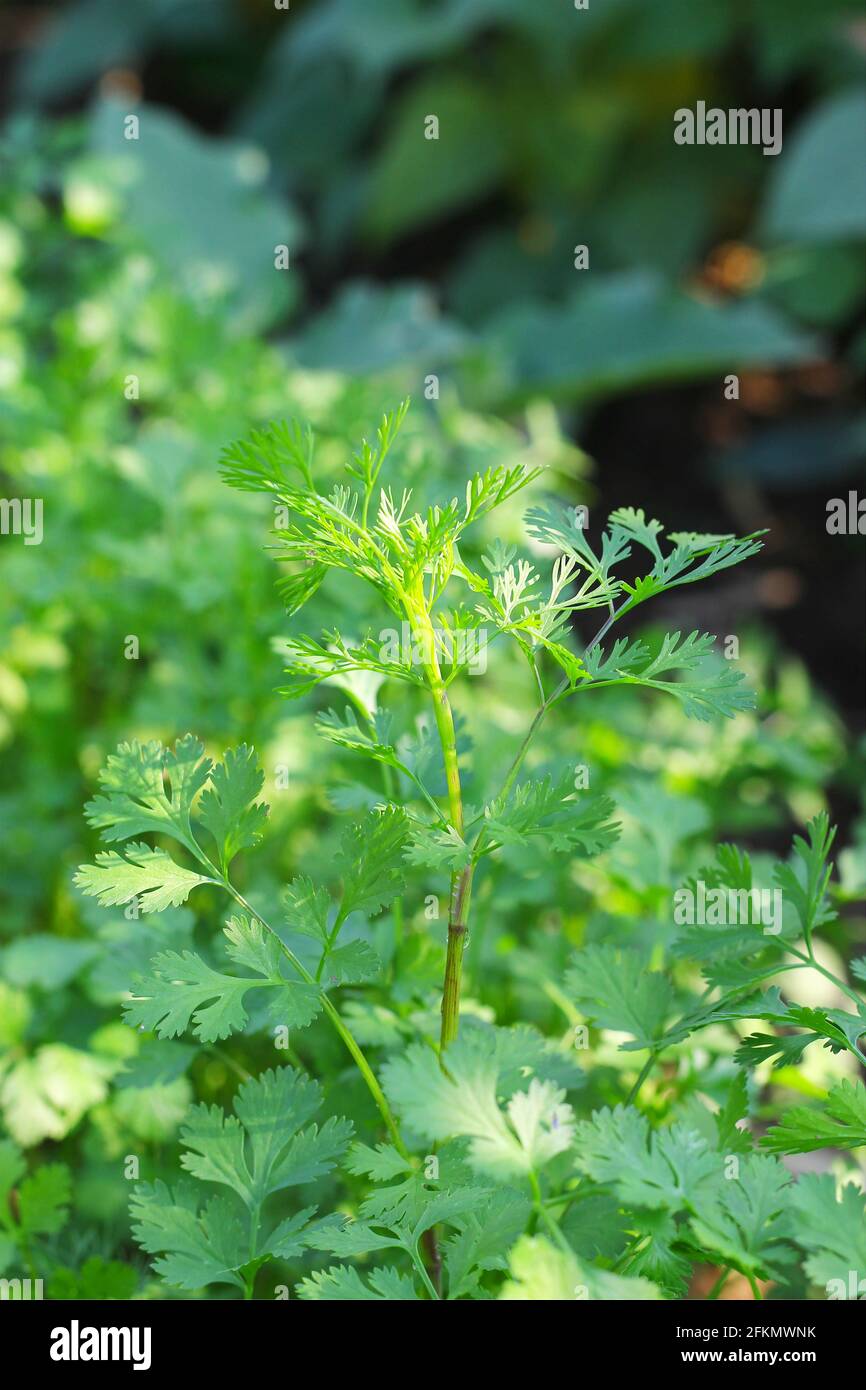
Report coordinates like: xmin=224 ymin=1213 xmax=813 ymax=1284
xmin=415 ymin=608 xmax=472 ymax=1050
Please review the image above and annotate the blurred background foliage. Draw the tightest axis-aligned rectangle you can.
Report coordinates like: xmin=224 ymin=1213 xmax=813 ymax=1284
xmin=0 ymin=0 xmax=863 ymax=1297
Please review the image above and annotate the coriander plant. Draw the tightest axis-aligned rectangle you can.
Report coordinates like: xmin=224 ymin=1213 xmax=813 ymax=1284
xmin=76 ymin=405 xmax=865 ymax=1301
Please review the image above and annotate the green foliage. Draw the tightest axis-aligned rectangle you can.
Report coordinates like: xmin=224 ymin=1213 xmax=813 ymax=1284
xmin=60 ymin=403 xmax=864 ymax=1303
xmin=761 ymin=1079 xmax=866 ymax=1154
xmin=0 ymin=47 xmax=862 ymax=1306
xmin=789 ymin=1175 xmax=866 ymax=1292
xmin=567 ymin=945 xmax=675 ymax=1052
xmin=131 ymin=1068 xmax=351 ymax=1294
xmin=0 ymin=1140 xmax=71 ymax=1275
xmin=123 ymin=917 xmax=322 ymax=1044
xmin=383 ymin=1027 xmax=577 ymax=1179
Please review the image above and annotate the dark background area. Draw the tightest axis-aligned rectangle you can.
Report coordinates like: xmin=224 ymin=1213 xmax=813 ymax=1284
xmin=1 ymin=0 xmax=864 ymax=756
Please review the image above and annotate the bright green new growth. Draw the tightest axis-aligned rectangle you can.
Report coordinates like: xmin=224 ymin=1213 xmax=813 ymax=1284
xmin=220 ymin=401 xmax=764 ymax=1050
xmin=74 ymin=403 xmax=865 ymax=1300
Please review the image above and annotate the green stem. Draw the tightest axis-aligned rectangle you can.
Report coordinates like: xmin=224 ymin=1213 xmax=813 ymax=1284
xmin=321 ymin=994 xmax=408 ymax=1156
xmin=379 ymin=756 xmax=405 ymax=964
xmin=222 ymin=883 xmax=409 ymax=1158
xmin=412 ymin=1245 xmax=441 ymax=1301
xmin=625 ymin=1052 xmax=657 ymax=1106
xmin=205 ymin=1045 xmax=253 ymax=1082
xmin=316 ymin=900 xmax=349 ymax=981
xmin=485 ymin=605 xmax=627 ymax=816
xmin=441 ymin=865 xmax=473 ymax=1049
xmin=528 ymin=1171 xmax=571 ymax=1255
xmin=418 ymin=616 xmax=471 ymax=1052
xmin=706 ymin=1266 xmax=731 ymax=1300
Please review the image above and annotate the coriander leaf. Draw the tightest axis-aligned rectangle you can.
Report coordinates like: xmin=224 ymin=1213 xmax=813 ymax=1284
xmin=443 ymin=1189 xmax=532 ymax=1299
xmin=344 ymin=1143 xmax=414 ymax=1182
xmin=625 ymin=1207 xmax=692 ymax=1296
xmin=789 ymin=1173 xmax=866 ymax=1291
xmin=315 ymin=705 xmax=405 ymax=772
xmin=322 ymin=939 xmax=381 ymax=986
xmin=276 ymin=562 xmax=330 ymax=618
xmin=75 ymin=843 xmax=210 ymax=912
xmin=220 ymin=418 xmax=315 ymax=496
xmin=483 ymin=777 xmax=619 ymax=857
xmin=566 ymin=944 xmax=674 ymax=1051
xmin=222 ymin=913 xmax=283 ymax=978
xmin=772 ymin=811 xmax=837 ymax=945
xmin=130 ymin=1182 xmax=250 ymax=1292
xmin=560 ymin=1193 xmax=629 ymax=1265
xmin=337 ymin=806 xmax=410 ymax=917
xmin=384 ymin=1034 xmax=575 ymax=1179
xmin=404 ymin=823 xmax=472 ymax=871
xmin=574 ymin=1107 xmax=720 ymax=1213
xmin=296 ymin=1264 xmax=420 ymax=1301
xmin=713 ymin=1072 xmax=754 ymax=1155
xmin=198 ymin=745 xmax=268 ymax=871
xmin=125 ymin=951 xmax=259 ymax=1043
xmin=180 ymin=1067 xmax=351 ymax=1207
xmin=735 ymin=1001 xmax=866 ymax=1068
xmin=304 ymin=1220 xmax=403 ymax=1257
xmin=124 ymin=916 xmax=322 ymax=1042
xmin=283 ymin=875 xmax=332 ymax=944
xmin=498 ymin=1235 xmax=662 ymax=1301
xmin=607 ymin=506 xmax=664 ymax=561
xmin=761 ymin=1078 xmax=866 ymax=1154
xmin=581 ymin=631 xmax=755 ymax=721
xmin=83 ymin=735 xmax=211 ymax=854
xmin=686 ymin=1155 xmax=793 ymax=1281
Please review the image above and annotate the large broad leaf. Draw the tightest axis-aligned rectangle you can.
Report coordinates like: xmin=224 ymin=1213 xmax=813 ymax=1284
xmin=484 ymin=271 xmax=817 ymax=405
xmin=89 ymin=99 xmax=303 ymax=331
xmin=364 ymin=75 xmax=507 ymax=243
xmin=292 ymin=282 xmax=468 ymax=374
xmin=760 ymin=89 xmax=866 ymax=244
